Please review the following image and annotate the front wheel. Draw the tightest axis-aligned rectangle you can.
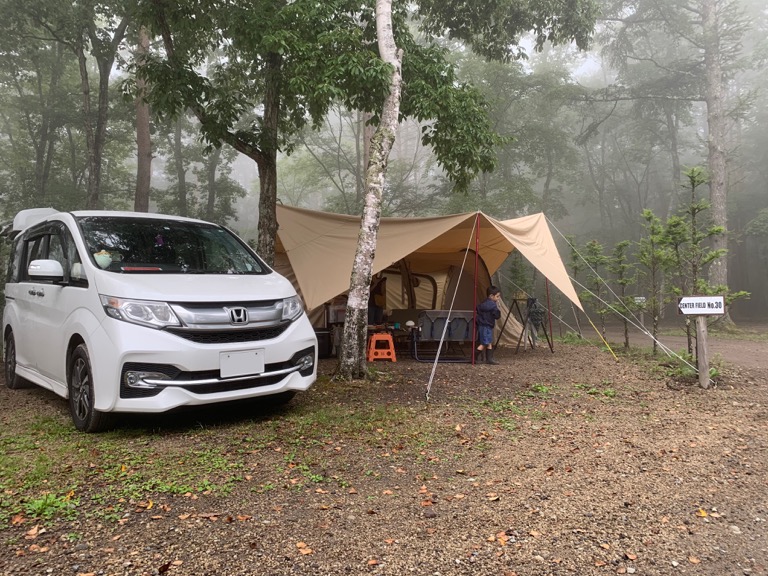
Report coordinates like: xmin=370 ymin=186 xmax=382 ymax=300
xmin=68 ymin=344 xmax=113 ymax=433
xmin=4 ymin=331 xmax=25 ymax=389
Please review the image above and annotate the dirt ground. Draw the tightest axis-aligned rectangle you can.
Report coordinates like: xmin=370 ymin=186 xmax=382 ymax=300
xmin=1 ymin=324 xmax=767 ymax=576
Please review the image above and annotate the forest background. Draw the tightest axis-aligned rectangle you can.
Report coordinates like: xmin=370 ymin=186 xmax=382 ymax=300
xmin=1 ymin=0 xmax=767 ymax=322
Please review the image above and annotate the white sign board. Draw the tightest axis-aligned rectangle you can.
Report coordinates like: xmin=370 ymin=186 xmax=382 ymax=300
xmin=677 ymin=295 xmax=725 ymax=315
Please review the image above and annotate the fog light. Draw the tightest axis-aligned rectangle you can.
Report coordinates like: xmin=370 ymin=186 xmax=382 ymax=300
xmin=124 ymin=371 xmax=171 ymax=389
xmin=296 ymin=354 xmax=314 ymax=371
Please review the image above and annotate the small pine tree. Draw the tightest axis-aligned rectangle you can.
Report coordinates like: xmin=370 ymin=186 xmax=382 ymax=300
xmin=636 ymin=210 xmax=672 ymax=355
xmin=582 ymin=240 xmax=609 ymax=337
xmin=607 ymin=240 xmax=636 ymax=349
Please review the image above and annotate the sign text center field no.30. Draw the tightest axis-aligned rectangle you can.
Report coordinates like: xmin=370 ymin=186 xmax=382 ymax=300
xmin=677 ymin=295 xmax=725 ymax=315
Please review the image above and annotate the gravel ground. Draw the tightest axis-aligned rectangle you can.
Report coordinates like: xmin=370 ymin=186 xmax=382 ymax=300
xmin=1 ymin=330 xmax=767 ymax=576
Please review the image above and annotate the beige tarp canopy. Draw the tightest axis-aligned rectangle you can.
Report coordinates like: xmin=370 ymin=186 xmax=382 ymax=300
xmin=273 ymin=205 xmax=582 ymax=322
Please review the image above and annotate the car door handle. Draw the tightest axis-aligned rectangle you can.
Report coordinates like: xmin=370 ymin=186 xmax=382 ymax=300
xmin=28 ymin=289 xmax=44 ymax=297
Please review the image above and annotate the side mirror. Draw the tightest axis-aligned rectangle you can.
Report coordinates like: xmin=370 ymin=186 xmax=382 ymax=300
xmin=28 ymin=259 xmax=64 ymax=282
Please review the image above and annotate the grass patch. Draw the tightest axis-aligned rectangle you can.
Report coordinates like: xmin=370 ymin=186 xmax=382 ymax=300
xmin=0 ymin=385 xmax=452 ymax=526
xmin=573 ymin=382 xmax=618 ymax=399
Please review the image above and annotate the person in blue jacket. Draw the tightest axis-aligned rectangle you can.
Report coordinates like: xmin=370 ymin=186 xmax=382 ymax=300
xmin=476 ymin=285 xmax=502 ymax=364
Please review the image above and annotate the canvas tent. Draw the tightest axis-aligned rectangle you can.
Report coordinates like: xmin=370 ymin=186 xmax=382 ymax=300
xmin=273 ymin=205 xmax=582 ymax=345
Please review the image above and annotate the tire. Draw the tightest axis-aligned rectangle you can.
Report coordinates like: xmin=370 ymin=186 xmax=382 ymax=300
xmin=68 ymin=344 xmax=113 ymax=433
xmin=4 ymin=331 xmax=25 ymax=390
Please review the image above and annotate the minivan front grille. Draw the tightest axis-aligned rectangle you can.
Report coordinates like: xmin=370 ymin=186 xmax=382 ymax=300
xmin=120 ymin=362 xmax=290 ymax=398
xmin=164 ymin=323 xmax=290 ymax=344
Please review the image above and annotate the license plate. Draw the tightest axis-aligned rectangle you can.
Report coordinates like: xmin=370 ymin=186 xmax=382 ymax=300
xmin=220 ymin=349 xmax=265 ymax=378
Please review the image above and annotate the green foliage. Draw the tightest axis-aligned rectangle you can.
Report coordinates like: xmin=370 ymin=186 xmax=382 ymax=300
xmin=416 ymin=0 xmax=598 ymax=61
xmin=25 ymin=492 xmax=78 ymax=521
xmin=745 ymin=208 xmax=768 ymax=237
xmin=153 ymin=115 xmax=247 ymax=225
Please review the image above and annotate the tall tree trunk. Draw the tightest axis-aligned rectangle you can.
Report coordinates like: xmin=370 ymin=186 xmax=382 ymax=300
xmin=338 ymin=0 xmax=403 ymax=379
xmin=32 ymin=44 xmax=65 ymax=203
xmin=255 ymin=52 xmax=282 ymax=266
xmin=702 ymin=0 xmax=730 ymax=304
xmin=134 ymin=26 xmax=152 ymax=212
xmin=75 ymin=41 xmax=99 ymax=209
xmin=206 ymin=147 xmax=222 ymax=220
xmin=664 ymin=103 xmax=682 ymax=219
xmin=77 ymin=16 xmax=130 ymax=209
xmin=172 ymin=120 xmax=188 ymax=216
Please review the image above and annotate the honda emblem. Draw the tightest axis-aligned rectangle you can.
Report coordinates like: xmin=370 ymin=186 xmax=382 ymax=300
xmin=227 ymin=307 xmax=249 ymax=324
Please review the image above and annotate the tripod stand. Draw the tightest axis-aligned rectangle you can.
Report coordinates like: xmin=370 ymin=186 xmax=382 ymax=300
xmin=497 ymin=298 xmax=554 ymax=353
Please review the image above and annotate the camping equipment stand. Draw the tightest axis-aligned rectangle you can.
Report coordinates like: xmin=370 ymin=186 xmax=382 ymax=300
xmin=500 ymin=298 xmax=553 ymax=353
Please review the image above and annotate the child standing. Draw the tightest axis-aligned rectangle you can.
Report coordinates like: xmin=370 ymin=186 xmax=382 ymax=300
xmin=476 ymin=285 xmax=502 ymax=364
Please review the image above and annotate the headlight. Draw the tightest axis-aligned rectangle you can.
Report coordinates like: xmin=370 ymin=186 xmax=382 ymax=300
xmin=281 ymin=295 xmax=304 ymax=321
xmin=100 ymin=295 xmax=181 ymax=329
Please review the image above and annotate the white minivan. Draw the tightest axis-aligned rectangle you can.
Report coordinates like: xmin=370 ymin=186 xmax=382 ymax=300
xmin=2 ymin=208 xmax=317 ymax=432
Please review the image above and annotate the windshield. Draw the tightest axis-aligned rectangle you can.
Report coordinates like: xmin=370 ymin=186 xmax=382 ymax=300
xmin=76 ymin=216 xmax=268 ymax=274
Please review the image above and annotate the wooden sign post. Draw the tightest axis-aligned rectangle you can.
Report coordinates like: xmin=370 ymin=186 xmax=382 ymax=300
xmin=677 ymin=296 xmax=725 ymax=389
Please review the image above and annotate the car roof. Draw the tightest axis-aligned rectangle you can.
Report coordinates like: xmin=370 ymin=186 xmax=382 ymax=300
xmin=11 ymin=209 xmax=215 ymax=235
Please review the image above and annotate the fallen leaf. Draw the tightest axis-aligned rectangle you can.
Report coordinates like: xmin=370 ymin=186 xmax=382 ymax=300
xmin=600 ymin=543 xmax=610 ymax=550
xmin=178 ymin=513 xmax=192 ymax=520
xmin=695 ymin=508 xmax=708 ymax=517
xmin=625 ymin=551 xmax=637 ymax=560
xmin=367 ymin=559 xmax=379 ymax=566
xmin=688 ymin=556 xmax=701 ymax=564
xmin=299 ymin=548 xmax=314 ymax=555
xmin=11 ymin=514 xmax=25 ymax=526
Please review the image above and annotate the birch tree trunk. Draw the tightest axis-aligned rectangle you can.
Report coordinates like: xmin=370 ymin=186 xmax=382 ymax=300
xmin=338 ymin=0 xmax=403 ymax=379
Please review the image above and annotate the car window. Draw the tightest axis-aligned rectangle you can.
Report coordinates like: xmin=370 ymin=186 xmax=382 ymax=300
xmin=76 ymin=216 xmax=269 ymax=274
xmin=48 ymin=234 xmax=65 ymax=267
xmin=5 ymin=237 xmax=22 ymax=284
xmin=21 ymin=236 xmax=45 ymax=281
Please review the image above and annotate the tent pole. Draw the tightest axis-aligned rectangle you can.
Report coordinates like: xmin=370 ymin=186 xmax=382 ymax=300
xmin=472 ymin=213 xmax=480 ymax=364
